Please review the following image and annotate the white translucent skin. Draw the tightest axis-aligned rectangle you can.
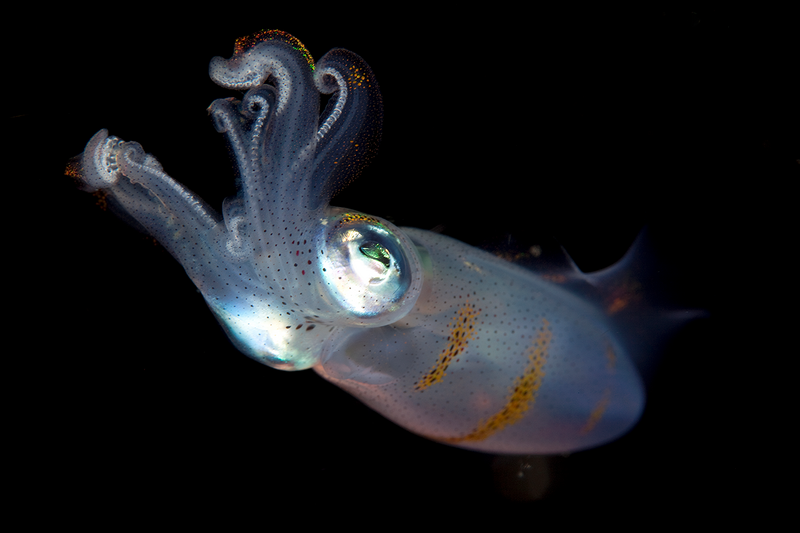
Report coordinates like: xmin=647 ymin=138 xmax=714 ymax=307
xmin=319 ymin=228 xmax=651 ymax=453
xmin=73 ymin=32 xmax=690 ymax=453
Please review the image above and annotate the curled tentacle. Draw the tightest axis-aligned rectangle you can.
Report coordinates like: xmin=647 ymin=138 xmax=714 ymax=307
xmin=209 ymin=34 xmax=318 ymax=176
xmin=310 ymin=49 xmax=383 ymax=209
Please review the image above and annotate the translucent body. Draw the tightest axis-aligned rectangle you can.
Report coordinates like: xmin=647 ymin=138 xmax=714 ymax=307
xmin=70 ymin=30 xmax=690 ymax=454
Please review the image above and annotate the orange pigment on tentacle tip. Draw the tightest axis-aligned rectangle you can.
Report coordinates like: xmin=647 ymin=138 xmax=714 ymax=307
xmin=233 ymin=29 xmax=315 ymax=71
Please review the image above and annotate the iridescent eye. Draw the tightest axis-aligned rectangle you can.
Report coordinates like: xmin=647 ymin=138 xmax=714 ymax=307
xmin=315 ymin=211 xmax=422 ymax=326
xmin=359 ymin=241 xmax=391 ymax=268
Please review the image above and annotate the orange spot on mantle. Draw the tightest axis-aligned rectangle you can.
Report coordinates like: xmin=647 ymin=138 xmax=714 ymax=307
xmin=444 ymin=318 xmax=552 ymax=443
xmin=414 ymin=301 xmax=480 ymax=391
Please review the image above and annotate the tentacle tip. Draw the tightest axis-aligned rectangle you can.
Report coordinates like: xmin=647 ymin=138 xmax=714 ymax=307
xmin=208 ymin=54 xmax=266 ymax=90
xmin=77 ymin=129 xmax=123 ymax=190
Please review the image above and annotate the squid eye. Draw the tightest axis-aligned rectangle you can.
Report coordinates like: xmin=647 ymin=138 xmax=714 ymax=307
xmin=316 ymin=211 xmax=422 ymax=325
xmin=359 ymin=241 xmax=392 ymax=268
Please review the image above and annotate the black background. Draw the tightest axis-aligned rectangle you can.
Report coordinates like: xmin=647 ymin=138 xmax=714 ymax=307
xmin=6 ymin=6 xmax=795 ymax=522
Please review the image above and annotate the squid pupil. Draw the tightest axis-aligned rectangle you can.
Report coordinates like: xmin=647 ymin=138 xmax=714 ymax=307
xmin=359 ymin=241 xmax=391 ymax=268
